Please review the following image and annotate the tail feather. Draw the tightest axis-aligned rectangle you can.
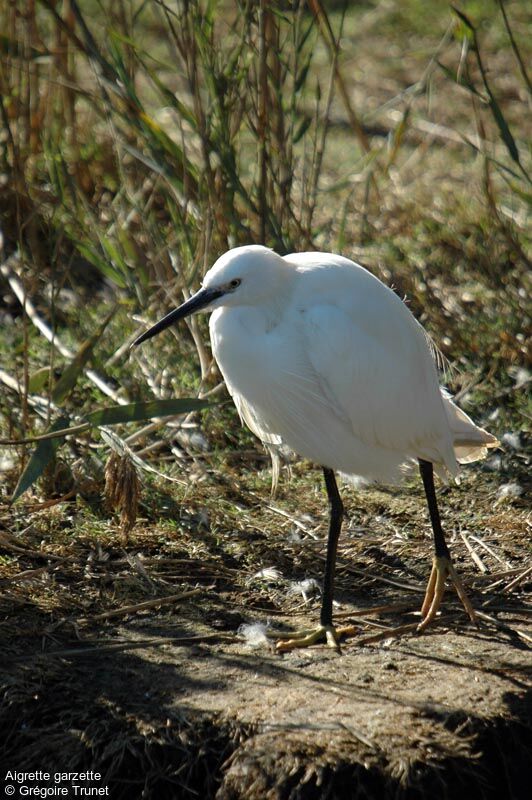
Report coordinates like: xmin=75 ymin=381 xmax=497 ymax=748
xmin=441 ymin=389 xmax=499 ymax=464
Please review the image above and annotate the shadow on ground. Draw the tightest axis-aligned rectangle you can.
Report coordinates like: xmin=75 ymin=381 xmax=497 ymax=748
xmin=1 ymin=591 xmax=530 ymax=799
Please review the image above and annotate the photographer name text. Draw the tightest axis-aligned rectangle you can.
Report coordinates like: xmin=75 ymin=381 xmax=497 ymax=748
xmin=4 ymin=773 xmax=109 ymax=797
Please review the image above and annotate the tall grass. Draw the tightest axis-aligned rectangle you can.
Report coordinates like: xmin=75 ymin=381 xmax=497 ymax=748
xmin=0 ymin=1 xmax=529 ymax=503
xmin=1 ymin=1 xmax=342 ymax=292
xmin=1 ymin=2 xmax=528 ymax=294
xmin=0 ymin=0 xmax=345 ymax=500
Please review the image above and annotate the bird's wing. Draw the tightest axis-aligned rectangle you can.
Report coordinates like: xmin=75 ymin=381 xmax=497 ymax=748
xmin=299 ymin=303 xmax=457 ymax=471
xmin=232 ymin=391 xmax=282 ymax=447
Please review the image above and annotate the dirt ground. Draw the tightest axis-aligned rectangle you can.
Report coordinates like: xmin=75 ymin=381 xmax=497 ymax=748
xmin=1 ymin=462 xmax=530 ymax=799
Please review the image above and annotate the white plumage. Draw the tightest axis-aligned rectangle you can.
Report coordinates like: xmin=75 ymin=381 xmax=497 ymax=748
xmin=134 ymin=244 xmax=498 ymax=649
xmin=207 ymin=246 xmax=493 ymax=481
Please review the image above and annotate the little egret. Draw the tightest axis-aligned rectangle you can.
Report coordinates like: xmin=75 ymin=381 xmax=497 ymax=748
xmin=133 ymin=245 xmax=498 ymax=649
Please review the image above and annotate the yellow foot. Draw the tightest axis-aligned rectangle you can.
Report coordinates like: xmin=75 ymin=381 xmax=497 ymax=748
xmin=418 ymin=554 xmax=477 ymax=632
xmin=266 ymin=624 xmax=358 ymax=653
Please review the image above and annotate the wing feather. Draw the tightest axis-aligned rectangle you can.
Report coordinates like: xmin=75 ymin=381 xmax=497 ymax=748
xmin=300 ymin=303 xmax=457 ymax=474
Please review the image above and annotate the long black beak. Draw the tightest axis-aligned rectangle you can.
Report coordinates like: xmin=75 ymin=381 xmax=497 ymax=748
xmin=131 ymin=286 xmax=224 ymax=347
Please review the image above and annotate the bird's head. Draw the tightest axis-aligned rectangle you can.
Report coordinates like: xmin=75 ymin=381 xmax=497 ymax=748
xmin=131 ymin=245 xmax=289 ymax=347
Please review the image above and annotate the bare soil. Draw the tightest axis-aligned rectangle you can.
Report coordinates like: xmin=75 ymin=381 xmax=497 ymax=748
xmin=1 ymin=465 xmax=530 ymax=799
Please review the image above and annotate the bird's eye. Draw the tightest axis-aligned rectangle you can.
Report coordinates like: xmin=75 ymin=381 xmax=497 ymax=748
xmin=229 ymin=279 xmax=241 ymax=289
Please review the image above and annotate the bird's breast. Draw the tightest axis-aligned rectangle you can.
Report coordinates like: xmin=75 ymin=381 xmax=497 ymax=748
xmin=209 ymin=307 xmax=282 ymax=394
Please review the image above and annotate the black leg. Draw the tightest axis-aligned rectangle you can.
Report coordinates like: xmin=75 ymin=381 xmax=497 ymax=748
xmin=417 ymin=458 xmax=476 ymax=629
xmin=418 ymin=459 xmax=450 ymax=559
xmin=320 ymin=467 xmax=344 ymax=627
xmin=270 ymin=468 xmax=357 ymax=649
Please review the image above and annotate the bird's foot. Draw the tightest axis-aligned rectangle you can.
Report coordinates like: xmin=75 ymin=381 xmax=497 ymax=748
xmin=418 ymin=554 xmax=477 ymax=632
xmin=267 ymin=623 xmax=358 ymax=652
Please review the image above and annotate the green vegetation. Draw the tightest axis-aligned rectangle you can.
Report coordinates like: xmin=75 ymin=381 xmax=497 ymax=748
xmin=0 ymin=0 xmax=528 ymax=552
xmin=1 ymin=0 xmax=529 ymax=510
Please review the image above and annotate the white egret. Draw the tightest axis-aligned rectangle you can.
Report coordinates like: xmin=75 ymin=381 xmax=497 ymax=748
xmin=133 ymin=245 xmax=498 ymax=649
